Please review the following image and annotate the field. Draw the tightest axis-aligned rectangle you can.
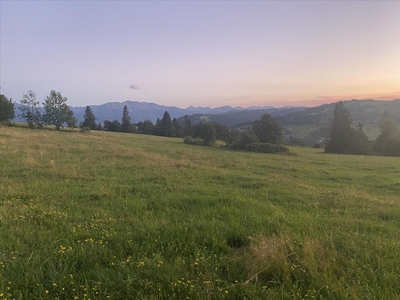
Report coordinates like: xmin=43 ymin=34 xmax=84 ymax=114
xmin=0 ymin=126 xmax=399 ymax=299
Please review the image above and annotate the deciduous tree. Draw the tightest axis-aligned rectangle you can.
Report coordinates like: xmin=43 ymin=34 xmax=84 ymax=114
xmin=19 ymin=90 xmax=42 ymax=128
xmin=42 ymin=90 xmax=72 ymax=130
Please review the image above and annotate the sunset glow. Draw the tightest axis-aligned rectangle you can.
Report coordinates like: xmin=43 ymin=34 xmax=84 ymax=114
xmin=1 ymin=1 xmax=399 ymax=108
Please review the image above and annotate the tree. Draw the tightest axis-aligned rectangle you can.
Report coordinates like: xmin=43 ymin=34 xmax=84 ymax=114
xmin=103 ymin=119 xmax=121 ymax=132
xmin=382 ymin=132 xmax=400 ymax=156
xmin=373 ymin=111 xmax=399 ymax=154
xmin=183 ymin=115 xmax=193 ymax=137
xmin=82 ymin=106 xmax=97 ymax=129
xmin=198 ymin=122 xmax=217 ymax=145
xmin=232 ymin=130 xmax=259 ymax=150
xmin=137 ymin=120 xmax=156 ymax=135
xmin=252 ymin=113 xmax=282 ymax=144
xmin=157 ymin=111 xmax=173 ymax=136
xmin=0 ymin=94 xmax=15 ymax=122
xmin=42 ymin=90 xmax=72 ymax=130
xmin=121 ymin=105 xmax=132 ymax=133
xmin=325 ymin=102 xmax=353 ymax=154
xmin=172 ymin=118 xmax=182 ymax=137
xmin=19 ymin=90 xmax=42 ymax=128
xmin=349 ymin=123 xmax=371 ymax=155
xmin=66 ymin=110 xmax=77 ymax=130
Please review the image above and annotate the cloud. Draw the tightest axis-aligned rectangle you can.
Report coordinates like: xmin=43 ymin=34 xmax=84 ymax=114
xmin=129 ymin=84 xmax=140 ymax=90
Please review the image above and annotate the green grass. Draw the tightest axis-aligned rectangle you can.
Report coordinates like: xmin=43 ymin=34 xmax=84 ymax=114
xmin=0 ymin=126 xmax=399 ymax=299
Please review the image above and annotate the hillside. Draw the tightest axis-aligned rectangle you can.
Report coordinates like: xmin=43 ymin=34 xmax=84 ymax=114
xmin=275 ymin=99 xmax=400 ymax=145
xmin=177 ymin=107 xmax=306 ymax=127
xmin=1 ymin=126 xmax=399 ymax=299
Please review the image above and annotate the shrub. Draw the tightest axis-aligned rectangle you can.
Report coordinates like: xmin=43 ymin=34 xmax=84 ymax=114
xmin=183 ymin=135 xmax=193 ymax=144
xmin=245 ymin=143 xmax=289 ymax=154
xmin=80 ymin=126 xmax=91 ymax=133
xmin=312 ymin=143 xmax=322 ymax=149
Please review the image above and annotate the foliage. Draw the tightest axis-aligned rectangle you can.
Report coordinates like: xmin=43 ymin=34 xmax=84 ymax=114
xmin=19 ymin=90 xmax=42 ymax=128
xmin=382 ymin=132 xmax=400 ymax=156
xmin=137 ymin=120 xmax=156 ymax=135
xmin=121 ymin=105 xmax=132 ymax=133
xmin=103 ymin=119 xmax=122 ymax=132
xmin=156 ymin=111 xmax=173 ymax=137
xmin=42 ymin=90 xmax=73 ymax=130
xmin=82 ymin=106 xmax=97 ymax=130
xmin=349 ymin=123 xmax=372 ymax=155
xmin=245 ymin=142 xmax=289 ymax=154
xmin=231 ymin=130 xmax=260 ymax=150
xmin=182 ymin=115 xmax=193 ymax=137
xmin=373 ymin=111 xmax=399 ymax=154
xmin=172 ymin=118 xmax=182 ymax=137
xmin=0 ymin=94 xmax=15 ymax=122
xmin=198 ymin=122 xmax=217 ymax=145
xmin=80 ymin=126 xmax=91 ymax=133
xmin=1 ymin=126 xmax=400 ymax=299
xmin=325 ymin=102 xmax=353 ymax=154
xmin=66 ymin=110 xmax=77 ymax=130
xmin=252 ymin=113 xmax=282 ymax=144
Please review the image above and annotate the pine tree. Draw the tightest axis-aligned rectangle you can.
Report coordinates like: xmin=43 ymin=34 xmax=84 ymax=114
xmin=121 ymin=105 xmax=132 ymax=133
xmin=0 ymin=94 xmax=15 ymax=122
xmin=183 ymin=115 xmax=193 ymax=137
xmin=252 ymin=113 xmax=282 ymax=144
xmin=82 ymin=106 xmax=97 ymax=129
xmin=373 ymin=111 xmax=399 ymax=154
xmin=325 ymin=102 xmax=353 ymax=154
xmin=349 ymin=123 xmax=371 ymax=154
xmin=160 ymin=111 xmax=173 ymax=136
xmin=172 ymin=118 xmax=182 ymax=137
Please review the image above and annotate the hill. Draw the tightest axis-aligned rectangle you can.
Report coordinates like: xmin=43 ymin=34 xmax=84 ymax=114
xmin=275 ymin=99 xmax=400 ymax=145
xmin=177 ymin=106 xmax=306 ymax=127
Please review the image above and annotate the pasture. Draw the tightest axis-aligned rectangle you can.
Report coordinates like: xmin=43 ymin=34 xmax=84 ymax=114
xmin=0 ymin=126 xmax=399 ymax=299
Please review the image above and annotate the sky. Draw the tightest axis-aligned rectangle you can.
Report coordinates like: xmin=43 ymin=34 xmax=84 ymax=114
xmin=1 ymin=1 xmax=399 ymax=108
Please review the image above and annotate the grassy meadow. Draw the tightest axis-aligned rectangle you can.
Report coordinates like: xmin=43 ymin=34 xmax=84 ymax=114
xmin=0 ymin=126 xmax=399 ymax=299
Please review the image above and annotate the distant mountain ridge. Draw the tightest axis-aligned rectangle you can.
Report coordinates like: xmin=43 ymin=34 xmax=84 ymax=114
xmin=68 ymin=101 xmax=275 ymax=124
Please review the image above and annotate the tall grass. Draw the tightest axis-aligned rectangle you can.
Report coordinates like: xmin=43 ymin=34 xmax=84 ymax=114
xmin=0 ymin=126 xmax=399 ymax=299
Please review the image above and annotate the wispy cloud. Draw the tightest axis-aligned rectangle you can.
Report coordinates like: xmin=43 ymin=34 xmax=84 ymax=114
xmin=129 ymin=84 xmax=140 ymax=90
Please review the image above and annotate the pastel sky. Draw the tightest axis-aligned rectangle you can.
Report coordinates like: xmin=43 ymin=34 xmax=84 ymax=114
xmin=1 ymin=1 xmax=399 ymax=108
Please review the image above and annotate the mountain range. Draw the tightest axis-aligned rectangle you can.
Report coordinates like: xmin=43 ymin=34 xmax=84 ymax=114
xmin=68 ymin=101 xmax=276 ymax=124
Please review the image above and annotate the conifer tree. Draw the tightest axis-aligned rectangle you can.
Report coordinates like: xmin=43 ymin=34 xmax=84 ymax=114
xmin=121 ymin=105 xmax=132 ymax=133
xmin=160 ymin=111 xmax=173 ymax=136
xmin=373 ymin=111 xmax=399 ymax=154
xmin=183 ymin=115 xmax=193 ymax=137
xmin=325 ymin=102 xmax=353 ymax=154
xmin=82 ymin=106 xmax=97 ymax=129
xmin=0 ymin=94 xmax=14 ymax=122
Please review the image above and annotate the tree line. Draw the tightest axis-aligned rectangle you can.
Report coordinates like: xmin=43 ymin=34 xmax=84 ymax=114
xmin=1 ymin=90 xmax=75 ymax=130
xmin=325 ymin=102 xmax=400 ymax=156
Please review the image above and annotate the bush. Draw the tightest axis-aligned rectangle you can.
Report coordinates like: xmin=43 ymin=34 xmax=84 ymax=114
xmin=183 ymin=136 xmax=210 ymax=146
xmin=80 ymin=127 xmax=91 ymax=133
xmin=183 ymin=135 xmax=193 ymax=144
xmin=312 ymin=143 xmax=322 ymax=149
xmin=245 ymin=143 xmax=289 ymax=154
